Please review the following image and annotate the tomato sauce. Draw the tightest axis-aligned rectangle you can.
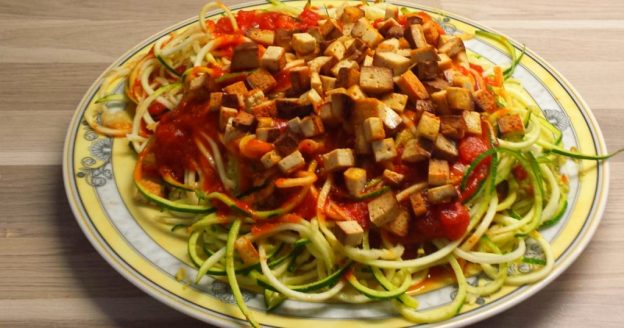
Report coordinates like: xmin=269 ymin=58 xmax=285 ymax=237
xmin=214 ymin=9 xmax=320 ymax=34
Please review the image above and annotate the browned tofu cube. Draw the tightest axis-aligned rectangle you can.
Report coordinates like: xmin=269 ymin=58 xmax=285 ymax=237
xmin=397 ymin=70 xmax=429 ymax=101
xmin=446 ymin=87 xmax=474 ymax=111
xmin=440 ymin=115 xmax=466 ymax=140
xmin=322 ymin=148 xmax=355 ymax=172
xmin=359 ymin=66 xmax=393 ymax=95
xmin=417 ymin=111 xmax=441 ymax=141
xmin=411 ymin=46 xmax=439 ymax=64
xmin=368 ymin=191 xmax=401 ymax=227
xmin=274 ymin=132 xmax=300 ymax=156
xmin=382 ymin=93 xmax=408 ymax=113
xmin=428 ymin=159 xmax=449 ymax=186
xmin=244 ymin=89 xmax=265 ymax=110
xmin=286 ymin=117 xmax=302 ymax=135
xmin=257 ymin=117 xmax=274 ymax=128
xmin=223 ymin=118 xmax=245 ymax=144
xmin=401 ymin=138 xmax=432 ymax=163
xmin=223 ymin=81 xmax=248 ymax=95
xmin=427 ymin=184 xmax=459 ymax=204
xmin=431 ymin=90 xmax=450 ymax=115
xmin=246 ymin=69 xmax=276 ymax=93
xmin=372 ymin=138 xmax=398 ymax=162
xmin=219 ymin=106 xmax=238 ymax=131
xmin=361 ymin=29 xmax=384 ymax=48
xmin=377 ymin=18 xmax=401 ymax=37
xmin=363 ymin=117 xmax=385 ymax=142
xmin=292 ymin=33 xmax=317 ymax=55
xmin=246 ymin=28 xmax=274 ymax=46
xmin=376 ymin=38 xmax=400 ymax=53
xmin=276 ymin=98 xmax=313 ymax=119
xmin=260 ymin=46 xmax=286 ymax=72
xmin=344 ymin=167 xmax=366 ymax=196
xmin=405 ymin=15 xmax=424 ymax=26
xmin=354 ymin=124 xmax=371 ymax=155
xmin=278 ymin=150 xmax=305 ymax=174
xmin=383 ymin=169 xmax=405 ymax=186
xmin=256 ymin=127 xmax=281 ymax=142
xmin=416 ymin=61 xmax=439 ymax=81
xmin=331 ymin=59 xmax=358 ymax=77
xmin=373 ymin=52 xmax=411 ymax=76
xmin=437 ymin=53 xmax=453 ymax=70
xmin=409 ymin=192 xmax=428 ymax=217
xmin=231 ymin=43 xmax=259 ymax=72
xmin=324 ymin=41 xmax=346 ymax=61
xmin=336 ymin=67 xmax=361 ymax=88
xmin=473 ymin=89 xmax=498 ymax=112
xmin=289 ymin=66 xmax=312 ymax=96
xmin=334 ymin=220 xmax=364 ymax=246
xmin=384 ymin=210 xmax=409 ymax=237
xmin=380 ymin=105 xmax=402 ymax=130
xmin=463 ymin=110 xmax=483 ymax=135
xmin=300 ymin=115 xmax=325 ymax=137
xmin=386 ymin=25 xmax=406 ymax=39
xmin=260 ymin=150 xmax=282 ymax=169
xmin=405 ymin=24 xmax=428 ymax=49
xmin=438 ymin=37 xmax=465 ymax=57
xmin=233 ymin=111 xmax=256 ymax=131
xmin=209 ymin=92 xmax=223 ymax=112
xmin=497 ymin=114 xmax=525 ymax=139
xmin=274 ymin=29 xmax=293 ymax=51
xmin=320 ymin=19 xmax=343 ymax=40
xmin=341 ymin=6 xmax=364 ymax=23
xmin=321 ymin=75 xmax=337 ymax=92
xmin=433 ymin=134 xmax=459 ymax=161
xmin=307 ymin=27 xmax=323 ymax=43
xmin=234 ymin=236 xmax=259 ymax=265
xmin=422 ymin=21 xmax=440 ymax=45
xmin=309 ymin=56 xmax=338 ymax=75
xmin=347 ymin=85 xmax=366 ymax=100
xmin=250 ymin=100 xmax=276 ymax=117
xmin=222 ymin=93 xmax=244 ymax=109
xmin=351 ymin=98 xmax=382 ymax=125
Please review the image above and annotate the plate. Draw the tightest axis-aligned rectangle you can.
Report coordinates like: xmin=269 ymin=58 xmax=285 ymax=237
xmin=63 ymin=1 xmax=610 ymax=326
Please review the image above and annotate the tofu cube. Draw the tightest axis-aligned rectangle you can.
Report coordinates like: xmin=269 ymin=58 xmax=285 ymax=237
xmin=376 ymin=38 xmax=400 ymax=53
xmin=440 ymin=115 xmax=466 ymax=140
xmin=385 ymin=5 xmax=399 ymax=19
xmin=437 ymin=53 xmax=453 ymax=70
xmin=463 ymin=110 xmax=483 ymax=135
xmin=246 ymin=69 xmax=276 ymax=93
xmin=320 ymin=19 xmax=343 ymax=40
xmin=244 ymin=89 xmax=265 ymax=110
xmin=372 ymin=138 xmax=398 ymax=162
xmin=380 ymin=105 xmax=402 ymax=130
xmin=276 ymin=98 xmax=313 ymax=119
xmin=234 ymin=236 xmax=259 ymax=265
xmin=233 ymin=111 xmax=256 ymax=131
xmin=397 ymin=70 xmax=430 ymax=101
xmin=250 ymin=100 xmax=277 ymax=117
xmin=428 ymin=159 xmax=449 ymax=186
xmin=308 ymin=56 xmax=336 ymax=74
xmin=433 ymin=134 xmax=459 ymax=161
xmin=377 ymin=18 xmax=401 ymax=37
xmin=382 ymin=93 xmax=408 ymax=113
xmin=411 ymin=46 xmax=439 ymax=64
xmin=438 ymin=37 xmax=465 ymax=57
xmin=324 ymin=40 xmax=346 ymax=60
xmin=333 ymin=220 xmax=364 ymax=246
xmin=382 ymin=169 xmax=405 ymax=186
xmin=385 ymin=25 xmax=405 ymax=39
xmin=322 ymin=148 xmax=355 ymax=172
xmin=343 ymin=167 xmax=367 ymax=196
xmin=416 ymin=61 xmax=440 ymax=81
xmin=427 ymin=184 xmax=459 ymax=205
xmin=278 ymin=150 xmax=305 ymax=174
xmin=222 ymin=93 xmax=244 ymax=109
xmin=274 ymin=28 xmax=293 ymax=51
xmin=431 ymin=90 xmax=450 ymax=115
xmin=287 ymin=117 xmax=302 ymax=135
xmin=354 ymin=124 xmax=371 ymax=155
xmin=416 ymin=112 xmax=441 ymax=141
xmin=422 ymin=20 xmax=440 ymax=45
xmin=320 ymin=75 xmax=337 ymax=91
xmin=409 ymin=192 xmax=428 ymax=217
xmin=230 ymin=42 xmax=259 ymax=72
xmin=405 ymin=24 xmax=428 ymax=49
xmin=368 ymin=191 xmax=401 ymax=227
xmin=363 ymin=117 xmax=385 ymax=142
xmin=219 ymin=106 xmax=238 ymax=131
xmin=384 ymin=210 xmax=410 ymax=237
xmin=347 ymin=85 xmax=366 ymax=100
xmin=256 ymin=127 xmax=281 ymax=142
xmin=473 ymin=89 xmax=498 ymax=112
xmin=331 ymin=59 xmax=359 ymax=77
xmin=401 ymin=138 xmax=432 ymax=163
xmin=311 ymin=72 xmax=323 ymax=94
xmin=351 ymin=17 xmax=372 ymax=38
xmin=497 ymin=114 xmax=526 ymax=139
xmin=246 ymin=28 xmax=274 ymax=46
xmin=223 ymin=81 xmax=248 ymax=95
xmin=301 ymin=88 xmax=323 ymax=106
xmin=256 ymin=117 xmax=274 ymax=128
xmin=223 ymin=118 xmax=245 ymax=143
xmin=274 ymin=132 xmax=300 ymax=156
xmin=341 ymin=6 xmax=364 ymax=24
xmin=301 ymin=115 xmax=325 ymax=137
xmin=292 ymin=33 xmax=317 ymax=55
xmin=373 ymin=52 xmax=411 ymax=76
xmin=446 ymin=87 xmax=474 ymax=111
xmin=336 ymin=67 xmax=361 ymax=88
xmin=361 ymin=29 xmax=384 ymax=48
xmin=351 ymin=98 xmax=382 ymax=125
xmin=289 ymin=66 xmax=312 ymax=96
xmin=359 ymin=66 xmax=393 ymax=95
xmin=209 ymin=92 xmax=223 ymax=112
xmin=260 ymin=150 xmax=282 ymax=169
xmin=363 ymin=55 xmax=374 ymax=66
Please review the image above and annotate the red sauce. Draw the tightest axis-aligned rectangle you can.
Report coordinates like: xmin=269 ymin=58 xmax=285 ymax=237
xmin=415 ymin=202 xmax=470 ymax=241
xmin=293 ymin=191 xmax=318 ymax=219
xmin=214 ymin=9 xmax=320 ymax=34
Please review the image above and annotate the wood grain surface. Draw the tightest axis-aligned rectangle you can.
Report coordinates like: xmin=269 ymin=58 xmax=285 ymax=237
xmin=1 ymin=0 xmax=623 ymax=327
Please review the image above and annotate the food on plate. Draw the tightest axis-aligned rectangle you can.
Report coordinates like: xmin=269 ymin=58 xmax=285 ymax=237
xmin=87 ymin=1 xmax=620 ymax=326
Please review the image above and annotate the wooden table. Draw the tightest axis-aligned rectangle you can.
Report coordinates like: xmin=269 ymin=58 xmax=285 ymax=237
xmin=1 ymin=0 xmax=623 ymax=326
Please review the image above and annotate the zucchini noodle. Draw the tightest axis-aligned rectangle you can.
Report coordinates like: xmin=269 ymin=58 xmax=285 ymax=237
xmin=87 ymin=0 xmax=620 ymax=326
